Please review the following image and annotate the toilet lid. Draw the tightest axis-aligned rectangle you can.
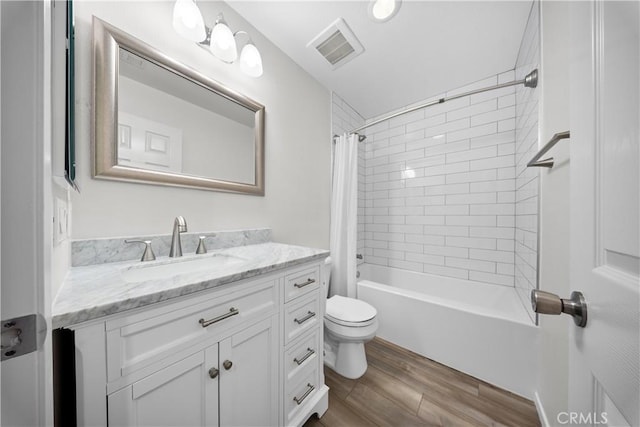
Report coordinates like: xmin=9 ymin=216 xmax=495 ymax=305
xmin=326 ymin=295 xmax=377 ymax=323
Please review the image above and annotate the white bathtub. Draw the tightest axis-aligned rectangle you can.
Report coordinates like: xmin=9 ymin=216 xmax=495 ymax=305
xmin=357 ymin=263 xmax=538 ymax=399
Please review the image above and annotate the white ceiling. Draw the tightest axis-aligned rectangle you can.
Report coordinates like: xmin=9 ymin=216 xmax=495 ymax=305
xmin=227 ymin=0 xmax=533 ymax=119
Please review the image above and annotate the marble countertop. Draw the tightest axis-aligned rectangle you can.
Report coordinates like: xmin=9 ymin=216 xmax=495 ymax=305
xmin=53 ymin=242 xmax=329 ymax=328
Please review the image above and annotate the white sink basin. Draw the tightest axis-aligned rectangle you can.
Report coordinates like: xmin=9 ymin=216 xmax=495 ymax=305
xmin=122 ymin=254 xmax=246 ymax=283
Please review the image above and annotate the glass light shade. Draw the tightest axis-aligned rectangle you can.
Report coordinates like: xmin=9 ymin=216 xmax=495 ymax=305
xmin=172 ymin=0 xmax=206 ymax=42
xmin=209 ymin=18 xmax=238 ymax=63
xmin=369 ymin=0 xmax=401 ymax=22
xmin=240 ymin=42 xmax=263 ymax=77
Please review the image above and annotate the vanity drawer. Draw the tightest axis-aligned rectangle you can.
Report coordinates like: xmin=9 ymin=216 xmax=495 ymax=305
xmin=284 ymin=265 xmax=320 ymax=303
xmin=284 ymin=329 xmax=320 ymax=385
xmin=106 ymin=278 xmax=277 ymax=382
xmin=285 ymin=367 xmax=319 ymax=424
xmin=284 ymin=294 xmax=320 ymax=346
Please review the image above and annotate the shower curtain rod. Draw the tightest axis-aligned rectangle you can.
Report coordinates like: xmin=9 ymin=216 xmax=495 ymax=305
xmin=333 ymin=134 xmax=367 ymax=142
xmin=348 ymin=69 xmax=538 ymax=135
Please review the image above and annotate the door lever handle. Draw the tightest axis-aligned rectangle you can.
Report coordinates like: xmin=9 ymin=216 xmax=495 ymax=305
xmin=531 ymin=290 xmax=587 ymax=327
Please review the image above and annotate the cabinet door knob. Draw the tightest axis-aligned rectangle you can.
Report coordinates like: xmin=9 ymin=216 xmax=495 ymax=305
xmin=208 ymin=367 xmax=219 ymax=379
xmin=223 ymin=360 xmax=233 ymax=370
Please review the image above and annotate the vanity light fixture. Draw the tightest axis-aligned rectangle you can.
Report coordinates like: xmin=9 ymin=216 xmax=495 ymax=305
xmin=368 ymin=0 xmax=401 ymax=23
xmin=171 ymin=2 xmax=263 ymax=77
xmin=172 ymin=0 xmax=206 ymax=42
xmin=237 ymin=32 xmax=263 ymax=78
xmin=208 ymin=14 xmax=237 ymax=63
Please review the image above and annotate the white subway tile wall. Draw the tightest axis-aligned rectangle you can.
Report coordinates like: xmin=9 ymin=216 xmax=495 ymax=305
xmin=330 ymin=12 xmax=539 ymax=300
xmin=331 ymin=93 xmax=366 ymax=266
xmin=360 ymin=71 xmax=518 ymax=286
xmin=514 ymin=1 xmax=540 ymax=322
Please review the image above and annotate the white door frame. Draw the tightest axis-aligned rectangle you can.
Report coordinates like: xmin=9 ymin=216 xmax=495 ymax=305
xmin=1 ymin=1 xmax=54 ymax=425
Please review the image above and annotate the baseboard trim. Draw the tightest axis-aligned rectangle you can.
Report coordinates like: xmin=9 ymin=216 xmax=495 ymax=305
xmin=534 ymin=391 xmax=551 ymax=427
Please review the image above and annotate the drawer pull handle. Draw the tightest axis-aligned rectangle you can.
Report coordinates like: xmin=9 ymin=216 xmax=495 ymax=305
xmin=293 ymin=383 xmax=315 ymax=405
xmin=294 ymin=311 xmax=316 ymax=325
xmin=293 ymin=348 xmax=315 ymax=365
xmin=199 ymin=307 xmax=239 ymax=328
xmin=294 ymin=278 xmax=316 ymax=288
xmin=208 ymin=367 xmax=219 ymax=379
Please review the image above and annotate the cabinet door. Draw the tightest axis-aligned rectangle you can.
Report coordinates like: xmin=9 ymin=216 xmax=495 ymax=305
xmin=108 ymin=347 xmax=219 ymax=427
xmin=219 ymin=316 xmax=279 ymax=427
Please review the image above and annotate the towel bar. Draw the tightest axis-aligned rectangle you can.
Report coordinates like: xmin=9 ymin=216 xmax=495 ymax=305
xmin=527 ymin=131 xmax=570 ymax=168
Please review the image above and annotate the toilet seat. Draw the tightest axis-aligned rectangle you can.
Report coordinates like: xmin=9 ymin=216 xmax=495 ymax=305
xmin=325 ymin=315 xmax=377 ymax=328
xmin=325 ymin=295 xmax=377 ymax=327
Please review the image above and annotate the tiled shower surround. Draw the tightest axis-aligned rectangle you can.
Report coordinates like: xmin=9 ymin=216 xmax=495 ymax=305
xmin=359 ymin=71 xmax=521 ymax=286
xmin=331 ymin=13 xmax=540 ymax=304
xmin=515 ymin=1 xmax=540 ymax=320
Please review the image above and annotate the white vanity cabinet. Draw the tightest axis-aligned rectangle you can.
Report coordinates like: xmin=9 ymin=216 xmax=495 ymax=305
xmin=218 ymin=316 xmax=279 ymax=426
xmin=280 ymin=263 xmax=325 ymax=426
xmin=107 ymin=316 xmax=279 ymax=427
xmin=69 ymin=259 xmax=327 ymax=427
xmin=107 ymin=345 xmax=219 ymax=426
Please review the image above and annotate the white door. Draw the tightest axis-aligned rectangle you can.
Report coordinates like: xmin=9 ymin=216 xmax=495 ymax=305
xmin=1 ymin=1 xmax=54 ymax=426
xmin=569 ymin=1 xmax=639 ymax=426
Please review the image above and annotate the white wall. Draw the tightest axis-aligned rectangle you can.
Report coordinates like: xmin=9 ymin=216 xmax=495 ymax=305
xmin=536 ymin=1 xmax=571 ymax=425
xmin=50 ymin=0 xmax=71 ymax=301
xmin=358 ymin=72 xmax=519 ymax=286
xmin=71 ymin=1 xmax=331 ymax=248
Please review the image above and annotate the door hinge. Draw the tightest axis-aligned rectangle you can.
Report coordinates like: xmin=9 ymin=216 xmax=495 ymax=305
xmin=1 ymin=314 xmax=44 ymax=361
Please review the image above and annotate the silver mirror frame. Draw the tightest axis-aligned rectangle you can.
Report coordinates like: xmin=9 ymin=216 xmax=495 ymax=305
xmin=92 ymin=17 xmax=265 ymax=195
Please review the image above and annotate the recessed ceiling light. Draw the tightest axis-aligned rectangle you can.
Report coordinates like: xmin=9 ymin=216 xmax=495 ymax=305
xmin=368 ymin=0 xmax=401 ymax=23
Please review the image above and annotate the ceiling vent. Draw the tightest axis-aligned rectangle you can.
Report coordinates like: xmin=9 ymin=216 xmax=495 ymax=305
xmin=307 ymin=18 xmax=364 ymax=70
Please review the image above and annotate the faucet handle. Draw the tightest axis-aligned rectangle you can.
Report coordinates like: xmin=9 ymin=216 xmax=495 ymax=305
xmin=196 ymin=236 xmax=208 ymax=255
xmin=125 ymin=240 xmax=156 ymax=262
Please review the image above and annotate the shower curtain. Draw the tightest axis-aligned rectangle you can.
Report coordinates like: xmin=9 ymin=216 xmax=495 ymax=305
xmin=329 ymin=133 xmax=358 ymax=298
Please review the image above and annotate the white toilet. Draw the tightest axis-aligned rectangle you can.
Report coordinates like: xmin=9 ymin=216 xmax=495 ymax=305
xmin=322 ymin=258 xmax=378 ymax=379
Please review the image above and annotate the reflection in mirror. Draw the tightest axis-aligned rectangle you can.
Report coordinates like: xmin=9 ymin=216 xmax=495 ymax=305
xmin=93 ymin=17 xmax=265 ymax=195
xmin=117 ymin=49 xmax=256 ymax=184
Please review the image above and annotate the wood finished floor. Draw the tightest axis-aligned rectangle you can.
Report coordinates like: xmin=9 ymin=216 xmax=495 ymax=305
xmin=303 ymin=338 xmax=540 ymax=427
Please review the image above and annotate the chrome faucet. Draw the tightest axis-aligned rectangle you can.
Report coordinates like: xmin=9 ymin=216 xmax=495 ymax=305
xmin=169 ymin=216 xmax=187 ymax=257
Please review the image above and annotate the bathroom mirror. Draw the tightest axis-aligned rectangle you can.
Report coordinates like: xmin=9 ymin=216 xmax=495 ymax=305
xmin=92 ymin=17 xmax=265 ymax=195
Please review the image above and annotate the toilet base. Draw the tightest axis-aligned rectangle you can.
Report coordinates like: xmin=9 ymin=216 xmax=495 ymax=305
xmin=323 ymin=335 xmax=368 ymax=379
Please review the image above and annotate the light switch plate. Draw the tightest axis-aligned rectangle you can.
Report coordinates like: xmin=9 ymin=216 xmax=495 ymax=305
xmin=54 ymin=197 xmax=68 ymax=246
